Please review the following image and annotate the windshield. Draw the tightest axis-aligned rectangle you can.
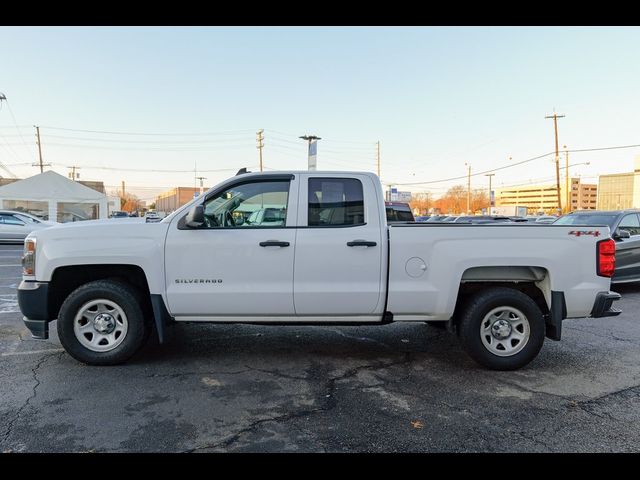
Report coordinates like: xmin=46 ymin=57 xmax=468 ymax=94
xmin=554 ymin=214 xmax=617 ymax=229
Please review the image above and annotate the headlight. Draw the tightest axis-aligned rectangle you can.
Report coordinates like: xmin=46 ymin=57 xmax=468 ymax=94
xmin=22 ymin=238 xmax=36 ymax=276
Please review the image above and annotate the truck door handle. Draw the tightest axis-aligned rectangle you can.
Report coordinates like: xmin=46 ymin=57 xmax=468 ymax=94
xmin=259 ymin=240 xmax=290 ymax=247
xmin=347 ymin=240 xmax=377 ymax=247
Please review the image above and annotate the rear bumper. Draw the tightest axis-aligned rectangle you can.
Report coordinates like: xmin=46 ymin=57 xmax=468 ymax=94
xmin=18 ymin=280 xmax=52 ymax=339
xmin=590 ymin=291 xmax=622 ymax=318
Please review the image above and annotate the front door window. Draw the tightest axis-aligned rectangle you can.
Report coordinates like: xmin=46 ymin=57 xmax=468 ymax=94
xmin=202 ymin=180 xmax=290 ymax=228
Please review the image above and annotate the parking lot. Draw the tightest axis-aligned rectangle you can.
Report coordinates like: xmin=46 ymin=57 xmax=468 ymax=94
xmin=1 ymin=243 xmax=639 ymax=453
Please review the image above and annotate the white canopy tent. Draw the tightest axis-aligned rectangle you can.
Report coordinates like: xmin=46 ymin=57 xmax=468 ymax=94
xmin=0 ymin=170 xmax=108 ymax=222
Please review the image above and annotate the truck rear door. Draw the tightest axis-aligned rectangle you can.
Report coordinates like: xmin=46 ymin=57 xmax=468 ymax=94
xmin=293 ymin=174 xmax=385 ymax=316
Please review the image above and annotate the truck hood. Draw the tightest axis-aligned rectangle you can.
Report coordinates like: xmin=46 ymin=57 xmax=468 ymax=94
xmin=28 ymin=217 xmax=169 ymax=243
xmin=27 ymin=217 xmax=172 ymax=283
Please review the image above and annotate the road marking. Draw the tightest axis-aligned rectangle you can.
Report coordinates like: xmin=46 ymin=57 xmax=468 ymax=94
xmin=1 ymin=348 xmax=64 ymax=357
xmin=0 ymin=293 xmax=19 ymax=313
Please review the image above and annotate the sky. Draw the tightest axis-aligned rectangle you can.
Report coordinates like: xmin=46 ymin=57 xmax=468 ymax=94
xmin=1 ymin=26 xmax=640 ymax=203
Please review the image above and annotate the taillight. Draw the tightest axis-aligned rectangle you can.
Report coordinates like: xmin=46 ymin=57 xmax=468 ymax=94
xmin=597 ymin=238 xmax=616 ymax=277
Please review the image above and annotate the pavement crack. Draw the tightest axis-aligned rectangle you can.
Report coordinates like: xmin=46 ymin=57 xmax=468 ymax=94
xmin=493 ymin=377 xmax=573 ymax=401
xmin=182 ymin=353 xmax=413 ymax=452
xmin=243 ymin=364 xmax=309 ymax=380
xmin=145 ymin=368 xmax=252 ymax=378
xmin=563 ymin=325 xmax=640 ymax=345
xmin=576 ymin=383 xmax=640 ymax=405
xmin=2 ymin=351 xmax=60 ymax=445
xmin=319 ymin=327 xmax=393 ymax=350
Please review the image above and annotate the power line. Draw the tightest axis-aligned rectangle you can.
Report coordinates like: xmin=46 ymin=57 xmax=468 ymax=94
xmin=39 ymin=134 xmax=256 ymax=145
xmin=44 ymin=162 xmax=240 ymax=174
xmin=390 ymin=151 xmax=556 ymax=186
xmin=4 ymin=100 xmax=33 ymax=161
xmin=39 ymin=126 xmax=256 ymax=136
xmin=41 ymin=142 xmax=254 ymax=152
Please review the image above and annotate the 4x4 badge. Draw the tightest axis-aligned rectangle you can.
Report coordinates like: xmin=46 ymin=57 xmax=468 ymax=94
xmin=568 ymin=230 xmax=600 ymax=237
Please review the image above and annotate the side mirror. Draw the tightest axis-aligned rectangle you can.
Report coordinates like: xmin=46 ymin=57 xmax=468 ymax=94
xmin=185 ymin=205 xmax=205 ymax=228
xmin=614 ymin=228 xmax=631 ymax=240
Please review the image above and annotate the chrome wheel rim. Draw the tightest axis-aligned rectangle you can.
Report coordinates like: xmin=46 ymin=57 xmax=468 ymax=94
xmin=73 ymin=299 xmax=128 ymax=352
xmin=480 ymin=306 xmax=530 ymax=357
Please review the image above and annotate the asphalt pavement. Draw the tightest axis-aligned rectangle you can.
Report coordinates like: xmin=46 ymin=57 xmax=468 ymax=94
xmin=1 ymin=243 xmax=639 ymax=452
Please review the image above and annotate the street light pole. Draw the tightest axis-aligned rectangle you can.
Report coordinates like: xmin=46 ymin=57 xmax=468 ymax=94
xmin=196 ymin=176 xmax=207 ymax=196
xmin=299 ymin=135 xmax=321 ymax=171
xmin=484 ymin=173 xmax=495 ymax=215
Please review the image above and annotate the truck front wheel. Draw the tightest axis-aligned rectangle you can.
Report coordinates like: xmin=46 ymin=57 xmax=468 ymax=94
xmin=57 ymin=280 xmax=149 ymax=365
xmin=457 ymin=287 xmax=545 ymax=370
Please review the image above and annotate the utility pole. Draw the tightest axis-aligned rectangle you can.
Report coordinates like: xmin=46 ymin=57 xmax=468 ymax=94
xmin=196 ymin=176 xmax=207 ymax=196
xmin=33 ymin=126 xmax=50 ymax=173
xmin=376 ymin=141 xmax=381 ymax=178
xmin=545 ymin=111 xmax=565 ymax=214
xmin=564 ymin=145 xmax=570 ymax=213
xmin=299 ymin=135 xmax=321 ymax=171
xmin=67 ymin=165 xmax=80 ymax=181
xmin=256 ymin=129 xmax=264 ymax=172
xmin=465 ymin=163 xmax=471 ymax=214
xmin=484 ymin=173 xmax=495 ymax=215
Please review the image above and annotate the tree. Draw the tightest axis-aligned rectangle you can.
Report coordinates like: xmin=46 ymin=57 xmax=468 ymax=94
xmin=409 ymin=192 xmax=432 ymax=216
xmin=109 ymin=189 xmax=142 ymax=213
xmin=432 ymin=185 xmax=490 ymax=215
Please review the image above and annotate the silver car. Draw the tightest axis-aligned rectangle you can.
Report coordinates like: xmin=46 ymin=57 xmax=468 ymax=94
xmin=0 ymin=210 xmax=56 ymax=243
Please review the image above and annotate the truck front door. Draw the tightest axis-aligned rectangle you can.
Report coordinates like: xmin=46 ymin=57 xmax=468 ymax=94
xmin=164 ymin=175 xmax=298 ymax=318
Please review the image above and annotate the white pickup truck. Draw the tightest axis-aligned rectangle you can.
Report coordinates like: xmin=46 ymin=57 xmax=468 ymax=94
xmin=18 ymin=170 xmax=621 ymax=370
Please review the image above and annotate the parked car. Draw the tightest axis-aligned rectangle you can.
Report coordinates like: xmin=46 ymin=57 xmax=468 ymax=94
xmin=109 ymin=211 xmax=129 ymax=218
xmin=452 ymin=215 xmax=520 ymax=224
xmin=385 ymin=202 xmax=415 ymax=223
xmin=0 ymin=210 xmax=55 ymax=243
xmin=425 ymin=215 xmax=449 ymax=222
xmin=535 ymin=216 xmax=558 ymax=224
xmin=414 ymin=215 xmax=430 ymax=222
xmin=144 ymin=211 xmax=162 ymax=223
xmin=19 ymin=171 xmax=619 ymax=370
xmin=554 ymin=209 xmax=640 ymax=283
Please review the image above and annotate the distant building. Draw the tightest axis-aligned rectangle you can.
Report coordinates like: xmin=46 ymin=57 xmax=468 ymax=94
xmin=78 ymin=180 xmax=105 ymax=194
xmin=597 ymin=157 xmax=640 ymax=210
xmin=496 ymin=178 xmax=597 ymax=214
xmin=156 ymin=186 xmax=208 ymax=213
xmin=569 ymin=178 xmax=598 ymax=211
xmin=107 ymin=195 xmax=121 ymax=215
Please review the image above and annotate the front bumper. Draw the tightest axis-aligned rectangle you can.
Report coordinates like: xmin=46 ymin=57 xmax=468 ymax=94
xmin=17 ymin=280 xmax=52 ymax=339
xmin=590 ymin=291 xmax=622 ymax=318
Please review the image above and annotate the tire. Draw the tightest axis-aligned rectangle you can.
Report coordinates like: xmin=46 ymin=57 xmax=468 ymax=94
xmin=57 ymin=279 xmax=149 ymax=365
xmin=457 ymin=287 xmax=545 ymax=370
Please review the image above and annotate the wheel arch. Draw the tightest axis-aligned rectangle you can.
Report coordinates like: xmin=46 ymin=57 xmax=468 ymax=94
xmin=453 ymin=266 xmax=556 ymax=339
xmin=49 ymin=264 xmax=170 ymax=343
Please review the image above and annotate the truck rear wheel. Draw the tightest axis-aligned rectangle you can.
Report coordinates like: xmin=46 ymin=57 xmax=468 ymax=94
xmin=57 ymin=280 xmax=149 ymax=365
xmin=457 ymin=287 xmax=545 ymax=370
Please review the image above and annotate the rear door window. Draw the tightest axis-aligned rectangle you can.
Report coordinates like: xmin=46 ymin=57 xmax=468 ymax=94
xmin=308 ymin=178 xmax=365 ymax=227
